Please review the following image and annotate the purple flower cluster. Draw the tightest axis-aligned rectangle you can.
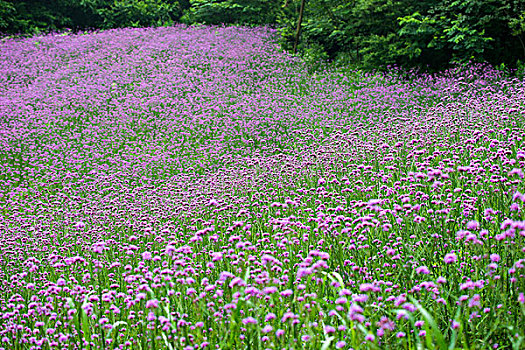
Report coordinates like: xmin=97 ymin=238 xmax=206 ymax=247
xmin=0 ymin=25 xmax=524 ymax=349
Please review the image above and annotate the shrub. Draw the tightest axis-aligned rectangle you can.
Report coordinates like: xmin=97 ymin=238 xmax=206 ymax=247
xmin=182 ymin=0 xmax=280 ymax=26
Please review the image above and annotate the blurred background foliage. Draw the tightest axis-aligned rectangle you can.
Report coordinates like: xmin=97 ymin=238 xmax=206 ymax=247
xmin=1 ymin=0 xmax=524 ymax=72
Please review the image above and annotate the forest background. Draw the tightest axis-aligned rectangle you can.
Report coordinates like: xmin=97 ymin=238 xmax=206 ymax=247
xmin=1 ymin=0 xmax=525 ymax=72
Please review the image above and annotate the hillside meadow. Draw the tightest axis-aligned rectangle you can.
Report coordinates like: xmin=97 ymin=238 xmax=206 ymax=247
xmin=0 ymin=26 xmax=524 ymax=349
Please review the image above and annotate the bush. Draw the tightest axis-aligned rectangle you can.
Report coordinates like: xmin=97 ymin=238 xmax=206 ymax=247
xmin=182 ymin=0 xmax=280 ymax=26
xmin=84 ymin=0 xmax=184 ymax=29
xmin=0 ymin=0 xmax=187 ymax=35
xmin=0 ymin=0 xmax=96 ymax=35
xmin=290 ymin=0 xmax=525 ymax=71
xmin=398 ymin=0 xmax=525 ymax=69
xmin=0 ymin=1 xmax=16 ymax=32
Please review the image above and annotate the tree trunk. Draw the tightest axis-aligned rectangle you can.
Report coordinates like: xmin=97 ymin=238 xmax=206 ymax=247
xmin=293 ymin=0 xmax=306 ymax=54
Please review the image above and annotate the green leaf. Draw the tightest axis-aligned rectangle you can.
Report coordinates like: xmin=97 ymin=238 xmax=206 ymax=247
xmin=320 ymin=335 xmax=335 ymax=350
xmin=409 ymin=297 xmax=447 ymax=350
xmin=162 ymin=332 xmax=175 ymax=350
xmin=107 ymin=321 xmax=127 ymax=338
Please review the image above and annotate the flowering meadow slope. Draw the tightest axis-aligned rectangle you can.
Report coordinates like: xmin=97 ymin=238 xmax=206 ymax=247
xmin=0 ymin=26 xmax=524 ymax=349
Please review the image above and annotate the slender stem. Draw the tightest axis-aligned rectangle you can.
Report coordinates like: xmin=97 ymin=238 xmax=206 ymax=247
xmin=293 ymin=0 xmax=306 ymax=54
xmin=517 ymin=35 xmax=525 ymax=60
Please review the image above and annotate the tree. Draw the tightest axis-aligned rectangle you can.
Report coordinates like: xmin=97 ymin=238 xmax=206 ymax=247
xmin=182 ymin=0 xmax=281 ymax=26
xmin=292 ymin=0 xmax=305 ymax=53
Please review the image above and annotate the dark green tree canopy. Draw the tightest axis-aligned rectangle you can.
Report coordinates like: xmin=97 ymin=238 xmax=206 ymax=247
xmin=1 ymin=0 xmax=524 ymax=72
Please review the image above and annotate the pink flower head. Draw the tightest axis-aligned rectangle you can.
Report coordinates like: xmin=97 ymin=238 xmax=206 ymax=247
xmin=242 ymin=317 xmax=257 ymax=325
xmin=147 ymin=311 xmax=156 ymax=321
xmin=335 ymin=297 xmax=347 ymax=305
xmin=509 ymin=168 xmax=524 ymax=178
xmin=211 ymin=252 xmax=223 ymax=261
xmin=466 ymin=220 xmax=480 ymax=230
xmin=490 ymin=254 xmax=501 ymax=262
xmin=444 ymin=253 xmax=457 ymax=264
xmin=264 ymin=313 xmax=276 ymax=322
xmin=262 ymin=325 xmax=273 ymax=333
xmin=353 ymin=294 xmax=368 ymax=303
xmin=359 ymin=283 xmax=375 ymax=292
xmin=324 ymin=325 xmax=336 ymax=334
xmin=74 ymin=221 xmax=85 ymax=230
xmin=416 ymin=266 xmax=430 ymax=274
xmin=377 ymin=316 xmax=395 ymax=331
xmin=281 ymin=311 xmax=296 ymax=322
xmin=436 ymin=276 xmax=447 ymax=284
xmin=512 ymin=191 xmax=525 ymax=202
xmin=339 ymin=288 xmax=352 ymax=296
xmin=402 ymin=303 xmax=417 ymax=312
xmin=263 ymin=286 xmax=278 ymax=295
xmin=280 ymin=289 xmax=293 ymax=297
xmin=145 ymin=299 xmax=159 ymax=308
xmin=229 ymin=277 xmax=245 ymax=288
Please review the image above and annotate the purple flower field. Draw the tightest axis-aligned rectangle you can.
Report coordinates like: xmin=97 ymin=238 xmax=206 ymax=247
xmin=0 ymin=26 xmax=524 ymax=349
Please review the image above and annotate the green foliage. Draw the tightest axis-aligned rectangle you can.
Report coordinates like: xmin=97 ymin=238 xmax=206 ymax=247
xmin=398 ymin=0 xmax=525 ymax=68
xmin=275 ymin=0 xmax=524 ymax=71
xmin=0 ymin=0 xmax=187 ymax=35
xmin=82 ymin=0 xmax=183 ymax=29
xmin=0 ymin=1 xmax=16 ymax=31
xmin=278 ymin=0 xmax=438 ymax=69
xmin=1 ymin=0 xmax=524 ymax=72
xmin=300 ymin=0 xmax=354 ymax=57
xmin=0 ymin=0 xmax=96 ymax=35
xmin=182 ymin=0 xmax=280 ymax=26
